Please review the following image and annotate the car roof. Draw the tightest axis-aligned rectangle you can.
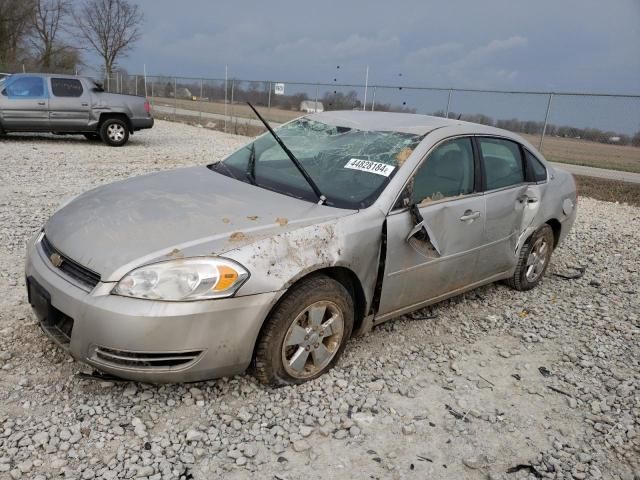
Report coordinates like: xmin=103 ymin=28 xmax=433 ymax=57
xmin=9 ymin=73 xmax=94 ymax=81
xmin=306 ymin=110 xmax=534 ymax=150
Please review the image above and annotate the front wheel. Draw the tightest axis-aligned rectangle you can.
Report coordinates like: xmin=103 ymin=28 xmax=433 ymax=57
xmin=254 ymin=275 xmax=354 ymax=386
xmin=100 ymin=118 xmax=129 ymax=146
xmin=506 ymin=224 xmax=554 ymax=291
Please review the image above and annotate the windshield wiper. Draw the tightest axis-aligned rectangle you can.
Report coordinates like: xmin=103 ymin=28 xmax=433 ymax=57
xmin=246 ymin=142 xmax=257 ymax=184
xmin=246 ymin=102 xmax=326 ymax=205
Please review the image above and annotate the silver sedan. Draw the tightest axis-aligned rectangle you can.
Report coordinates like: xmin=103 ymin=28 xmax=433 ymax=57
xmin=25 ymin=111 xmax=577 ymax=385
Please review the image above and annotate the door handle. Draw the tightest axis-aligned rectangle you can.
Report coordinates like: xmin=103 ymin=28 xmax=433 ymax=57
xmin=81 ymin=103 xmax=89 ymax=107
xmin=37 ymin=101 xmax=46 ymax=106
xmin=460 ymin=210 xmax=480 ymax=222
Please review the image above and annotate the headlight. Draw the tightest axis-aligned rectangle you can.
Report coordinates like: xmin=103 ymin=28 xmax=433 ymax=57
xmin=112 ymin=258 xmax=249 ymax=301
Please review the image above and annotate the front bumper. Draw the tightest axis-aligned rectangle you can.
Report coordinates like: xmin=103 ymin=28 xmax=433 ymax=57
xmin=25 ymin=234 xmax=282 ymax=383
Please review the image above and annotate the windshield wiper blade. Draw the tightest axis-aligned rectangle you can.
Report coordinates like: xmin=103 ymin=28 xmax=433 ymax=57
xmin=246 ymin=102 xmax=326 ymax=205
xmin=246 ymin=142 xmax=257 ymax=184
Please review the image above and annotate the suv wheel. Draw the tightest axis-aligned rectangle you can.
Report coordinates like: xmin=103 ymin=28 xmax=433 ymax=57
xmin=254 ymin=275 xmax=354 ymax=386
xmin=100 ymin=118 xmax=129 ymax=146
xmin=506 ymin=224 xmax=554 ymax=291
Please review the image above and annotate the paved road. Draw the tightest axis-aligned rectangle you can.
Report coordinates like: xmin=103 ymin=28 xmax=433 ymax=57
xmin=153 ymin=105 xmax=639 ymax=184
xmin=550 ymin=162 xmax=640 ymax=184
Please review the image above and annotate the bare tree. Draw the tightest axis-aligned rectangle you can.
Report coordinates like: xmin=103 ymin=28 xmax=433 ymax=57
xmin=30 ymin=0 xmax=79 ymax=71
xmin=0 ymin=0 xmax=35 ymax=69
xmin=74 ymin=0 xmax=143 ymax=75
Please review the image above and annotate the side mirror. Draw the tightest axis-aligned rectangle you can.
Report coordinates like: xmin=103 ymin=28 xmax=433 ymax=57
xmin=1 ymin=89 xmax=6 ymax=96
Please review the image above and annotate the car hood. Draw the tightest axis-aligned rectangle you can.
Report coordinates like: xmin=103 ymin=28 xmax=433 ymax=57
xmin=45 ymin=166 xmax=352 ymax=281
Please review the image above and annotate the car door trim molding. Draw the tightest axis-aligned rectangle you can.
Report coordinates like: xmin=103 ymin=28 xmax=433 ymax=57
xmin=374 ymin=270 xmax=510 ymax=324
xmin=386 ymin=234 xmax=509 ymax=277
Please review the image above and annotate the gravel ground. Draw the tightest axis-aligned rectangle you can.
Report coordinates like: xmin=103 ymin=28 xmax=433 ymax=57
xmin=0 ymin=121 xmax=638 ymax=480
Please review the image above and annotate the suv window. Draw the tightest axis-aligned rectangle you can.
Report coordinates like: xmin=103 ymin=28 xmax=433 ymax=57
xmin=525 ymin=150 xmax=547 ymax=182
xmin=410 ymin=137 xmax=475 ymax=204
xmin=478 ymin=137 xmax=524 ymax=190
xmin=51 ymin=78 xmax=83 ymax=97
xmin=4 ymin=76 xmax=45 ymax=98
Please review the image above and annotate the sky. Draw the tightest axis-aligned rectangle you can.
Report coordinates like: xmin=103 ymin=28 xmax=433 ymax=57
xmin=114 ymin=0 xmax=640 ymax=95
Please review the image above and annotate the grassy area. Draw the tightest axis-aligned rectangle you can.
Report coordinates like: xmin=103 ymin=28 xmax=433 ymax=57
xmin=522 ymin=134 xmax=640 ymax=173
xmin=150 ymin=96 xmax=300 ymax=124
xmin=574 ymin=175 xmax=640 ymax=206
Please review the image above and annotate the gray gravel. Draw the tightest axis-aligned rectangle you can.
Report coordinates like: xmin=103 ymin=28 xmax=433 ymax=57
xmin=0 ymin=121 xmax=638 ymax=480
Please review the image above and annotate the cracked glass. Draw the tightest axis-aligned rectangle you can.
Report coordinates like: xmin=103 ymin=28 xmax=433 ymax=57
xmin=211 ymin=119 xmax=424 ymax=209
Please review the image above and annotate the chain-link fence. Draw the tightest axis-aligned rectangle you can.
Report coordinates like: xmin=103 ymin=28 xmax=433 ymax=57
xmin=3 ymin=65 xmax=636 ymax=172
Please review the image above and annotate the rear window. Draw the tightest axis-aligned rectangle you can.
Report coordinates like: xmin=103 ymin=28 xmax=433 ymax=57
xmin=5 ymin=76 xmax=45 ymax=98
xmin=51 ymin=78 xmax=83 ymax=97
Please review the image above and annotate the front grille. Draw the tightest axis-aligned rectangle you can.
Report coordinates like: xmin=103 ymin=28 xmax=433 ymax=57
xmin=41 ymin=235 xmax=101 ymax=289
xmin=93 ymin=347 xmax=203 ymax=370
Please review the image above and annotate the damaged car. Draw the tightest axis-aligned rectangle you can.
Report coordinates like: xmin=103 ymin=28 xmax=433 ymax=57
xmin=25 ymin=109 xmax=577 ymax=385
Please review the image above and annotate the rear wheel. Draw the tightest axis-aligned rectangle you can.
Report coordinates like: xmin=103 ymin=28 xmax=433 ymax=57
xmin=254 ymin=275 xmax=354 ymax=386
xmin=506 ymin=224 xmax=554 ymax=291
xmin=100 ymin=118 xmax=129 ymax=146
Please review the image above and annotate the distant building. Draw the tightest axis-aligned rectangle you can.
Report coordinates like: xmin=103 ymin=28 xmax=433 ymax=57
xmin=608 ymin=136 xmax=621 ymax=143
xmin=300 ymin=100 xmax=324 ymax=113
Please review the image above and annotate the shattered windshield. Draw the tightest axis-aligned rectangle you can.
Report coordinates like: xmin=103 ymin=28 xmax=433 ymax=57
xmin=209 ymin=119 xmax=424 ymax=209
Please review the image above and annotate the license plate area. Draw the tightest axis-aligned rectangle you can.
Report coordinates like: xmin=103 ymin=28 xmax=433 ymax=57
xmin=27 ymin=277 xmax=74 ymax=347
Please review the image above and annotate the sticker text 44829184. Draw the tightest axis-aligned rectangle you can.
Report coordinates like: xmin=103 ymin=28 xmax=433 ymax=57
xmin=344 ymin=158 xmax=396 ymax=177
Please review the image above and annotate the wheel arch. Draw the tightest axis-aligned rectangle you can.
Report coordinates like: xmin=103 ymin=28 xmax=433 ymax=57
xmin=98 ymin=112 xmax=132 ymax=132
xmin=545 ymin=218 xmax=561 ymax=248
xmin=250 ymin=266 xmax=368 ymax=364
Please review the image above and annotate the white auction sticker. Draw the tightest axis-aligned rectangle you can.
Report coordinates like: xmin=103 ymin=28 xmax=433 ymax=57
xmin=344 ymin=158 xmax=395 ymax=177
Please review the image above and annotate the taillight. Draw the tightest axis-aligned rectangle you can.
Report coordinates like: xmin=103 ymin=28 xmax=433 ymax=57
xmin=144 ymin=99 xmax=151 ymax=114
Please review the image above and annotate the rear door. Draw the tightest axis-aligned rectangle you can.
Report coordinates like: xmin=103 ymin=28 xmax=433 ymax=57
xmin=48 ymin=77 xmax=90 ymax=131
xmin=475 ymin=136 xmax=530 ymax=277
xmin=0 ymin=76 xmax=49 ymax=131
xmin=378 ymin=137 xmax=488 ymax=317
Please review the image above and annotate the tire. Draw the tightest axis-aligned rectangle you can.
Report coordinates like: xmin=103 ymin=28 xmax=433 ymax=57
xmin=506 ymin=224 xmax=554 ymax=291
xmin=99 ymin=118 xmax=129 ymax=146
xmin=254 ymin=275 xmax=354 ymax=386
xmin=84 ymin=133 xmax=100 ymax=141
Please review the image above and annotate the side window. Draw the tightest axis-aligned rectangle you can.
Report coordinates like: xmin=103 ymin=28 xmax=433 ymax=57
xmin=410 ymin=137 xmax=475 ymax=204
xmin=478 ymin=138 xmax=524 ymax=190
xmin=51 ymin=78 xmax=84 ymax=97
xmin=525 ymin=150 xmax=547 ymax=182
xmin=5 ymin=77 xmax=46 ymax=98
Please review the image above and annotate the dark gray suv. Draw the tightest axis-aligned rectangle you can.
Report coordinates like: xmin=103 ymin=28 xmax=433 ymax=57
xmin=0 ymin=73 xmax=153 ymax=146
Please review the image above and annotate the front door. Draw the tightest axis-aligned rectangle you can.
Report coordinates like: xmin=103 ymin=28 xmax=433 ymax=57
xmin=377 ymin=137 xmax=488 ymax=318
xmin=48 ymin=77 xmax=91 ymax=131
xmin=0 ymin=76 xmax=49 ymax=131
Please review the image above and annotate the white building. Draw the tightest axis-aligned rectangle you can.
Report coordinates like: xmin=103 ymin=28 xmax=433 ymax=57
xmin=300 ymin=100 xmax=324 ymax=113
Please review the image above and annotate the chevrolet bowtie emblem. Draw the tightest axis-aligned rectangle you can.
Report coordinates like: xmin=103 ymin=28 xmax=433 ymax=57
xmin=50 ymin=253 xmax=64 ymax=268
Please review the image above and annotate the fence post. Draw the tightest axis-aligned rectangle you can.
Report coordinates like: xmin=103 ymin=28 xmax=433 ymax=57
xmin=230 ymin=80 xmax=235 ymax=130
xmin=199 ymin=79 xmax=203 ymax=123
xmin=172 ymin=78 xmax=177 ymax=119
xmin=135 ymin=75 xmax=138 ymax=96
xmin=371 ymin=87 xmax=376 ymax=111
xmin=539 ymin=93 xmax=554 ymax=151
xmin=224 ymin=66 xmax=228 ymax=133
xmin=445 ymin=89 xmax=453 ymax=118
xmin=267 ymin=82 xmax=272 ymax=110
